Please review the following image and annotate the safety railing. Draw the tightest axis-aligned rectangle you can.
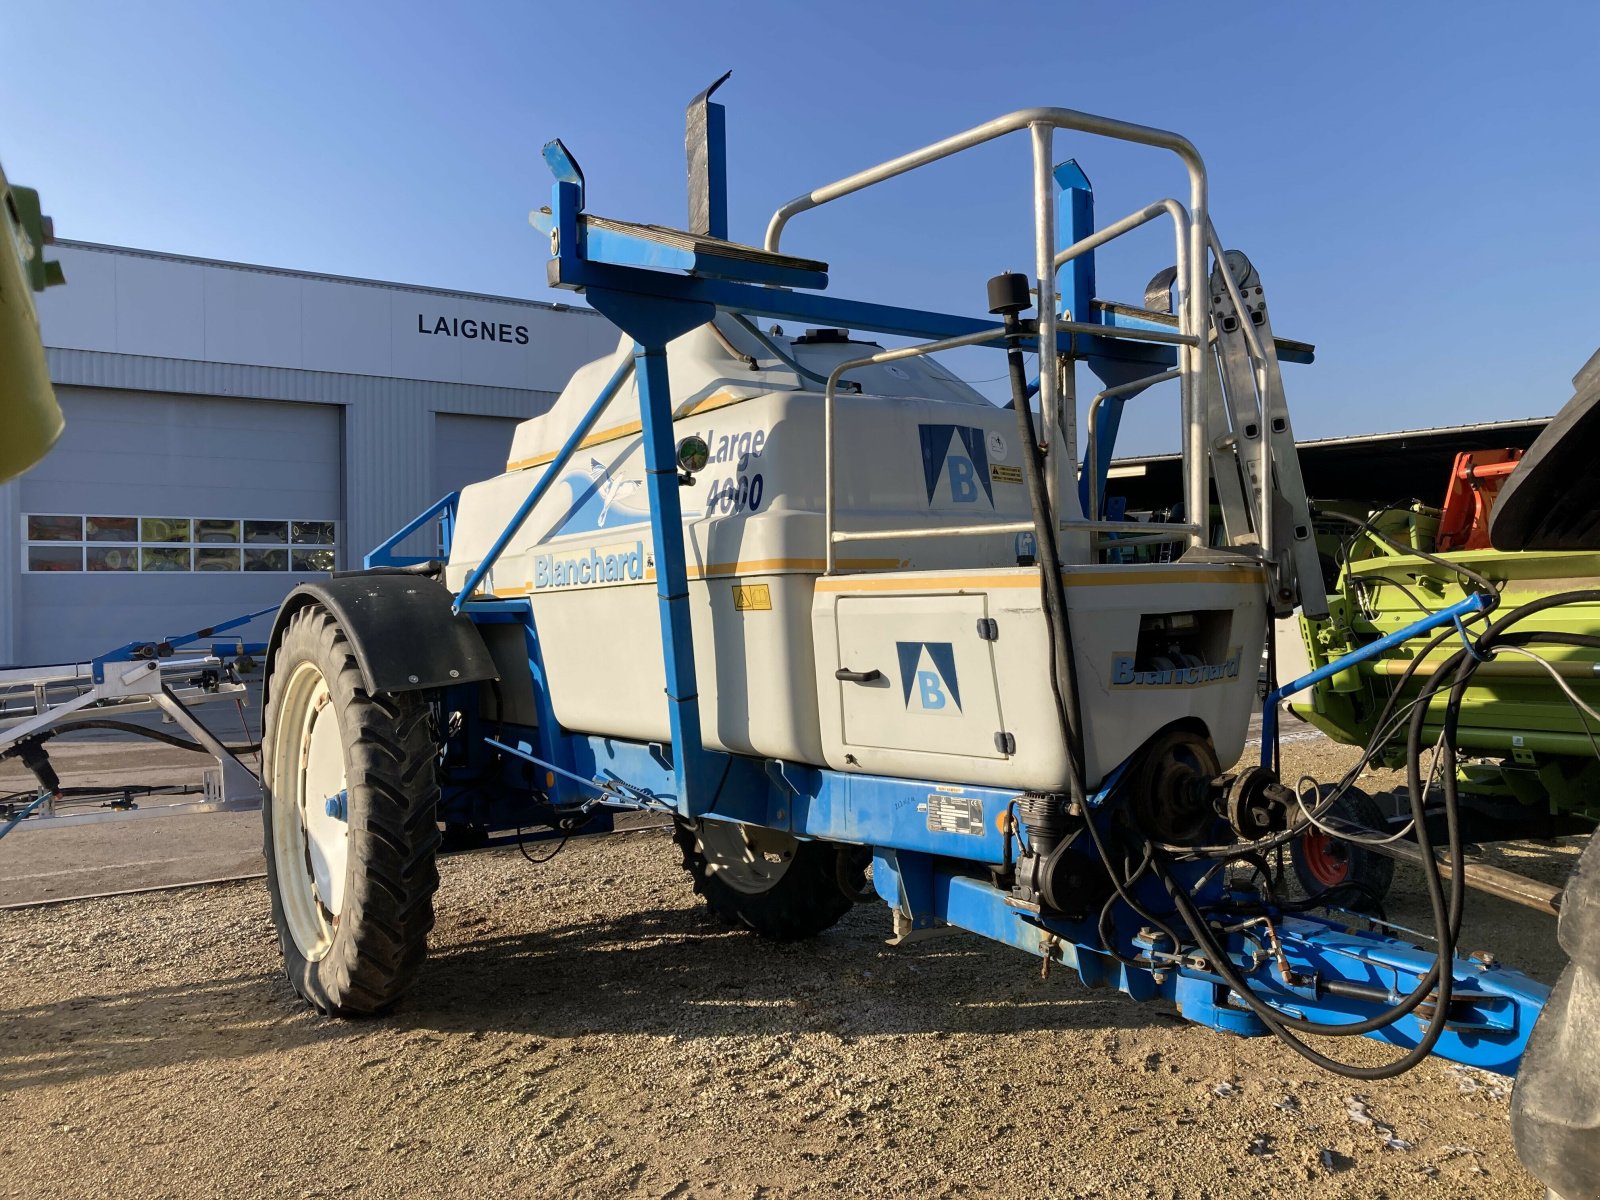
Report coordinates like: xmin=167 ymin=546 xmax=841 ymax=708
xmin=364 ymin=491 xmax=461 ymax=569
xmin=822 ymin=327 xmax=1199 ymax=574
xmin=767 ymin=108 xmax=1213 ymax=543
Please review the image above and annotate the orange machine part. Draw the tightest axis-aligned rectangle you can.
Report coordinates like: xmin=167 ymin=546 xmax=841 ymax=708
xmin=1436 ymin=448 xmax=1525 ymax=552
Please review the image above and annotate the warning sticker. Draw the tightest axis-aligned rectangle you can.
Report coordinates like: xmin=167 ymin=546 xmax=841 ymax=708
xmin=990 ymin=464 xmax=1023 ymax=485
xmin=926 ymin=793 xmax=984 ymax=836
xmin=732 ymin=583 xmax=772 ymax=611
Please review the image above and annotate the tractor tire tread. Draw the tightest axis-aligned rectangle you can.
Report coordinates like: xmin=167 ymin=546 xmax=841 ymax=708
xmin=671 ymin=819 xmax=857 ymax=942
xmin=262 ymin=603 xmax=441 ymax=1018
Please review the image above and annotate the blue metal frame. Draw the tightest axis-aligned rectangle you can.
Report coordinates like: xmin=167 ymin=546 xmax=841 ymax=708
xmin=90 ymin=603 xmax=278 ymax=683
xmin=1260 ymin=591 xmax=1492 ymax=766
xmin=403 ymin=110 xmax=1547 ymax=1078
xmin=364 ymin=491 xmax=459 ymax=569
xmin=452 ymin=357 xmax=634 ymax=612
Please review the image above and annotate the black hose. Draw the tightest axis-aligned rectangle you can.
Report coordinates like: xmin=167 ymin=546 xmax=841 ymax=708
xmin=1002 ymin=314 xmax=1085 ymax=806
xmin=20 ymin=719 xmax=260 ymax=755
xmin=1160 ymin=588 xmax=1600 ymax=1074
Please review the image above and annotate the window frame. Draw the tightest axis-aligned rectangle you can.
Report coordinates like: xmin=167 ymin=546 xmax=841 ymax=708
xmin=21 ymin=513 xmax=340 ymax=575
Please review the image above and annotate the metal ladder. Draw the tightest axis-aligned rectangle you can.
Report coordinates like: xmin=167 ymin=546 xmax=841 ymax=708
xmin=1207 ymin=247 xmax=1329 ymax=620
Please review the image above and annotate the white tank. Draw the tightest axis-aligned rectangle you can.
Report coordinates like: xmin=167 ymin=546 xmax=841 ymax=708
xmin=447 ymin=316 xmax=1268 ymax=789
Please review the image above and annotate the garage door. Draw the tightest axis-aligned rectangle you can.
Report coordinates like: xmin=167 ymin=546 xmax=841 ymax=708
xmin=407 ymin=412 xmax=520 ymax=559
xmin=435 ymin=412 xmax=519 ymax=497
xmin=16 ymin=387 xmax=341 ymax=665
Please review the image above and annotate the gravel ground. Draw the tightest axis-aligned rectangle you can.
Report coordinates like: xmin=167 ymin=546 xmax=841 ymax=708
xmin=0 ymin=737 xmax=1582 ymax=1200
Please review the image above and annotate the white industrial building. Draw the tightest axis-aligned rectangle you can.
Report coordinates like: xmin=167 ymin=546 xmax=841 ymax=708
xmin=1 ymin=241 xmax=616 ymax=666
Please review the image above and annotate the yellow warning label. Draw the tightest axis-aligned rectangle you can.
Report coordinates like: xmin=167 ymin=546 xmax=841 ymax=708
xmin=990 ymin=464 xmax=1023 ymax=485
xmin=732 ymin=583 xmax=772 ymax=611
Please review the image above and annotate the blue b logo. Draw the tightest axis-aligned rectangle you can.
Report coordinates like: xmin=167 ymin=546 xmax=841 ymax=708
xmin=898 ymin=641 xmax=962 ymax=714
xmin=945 ymin=455 xmax=980 ymax=504
xmin=918 ymin=424 xmax=994 ymax=508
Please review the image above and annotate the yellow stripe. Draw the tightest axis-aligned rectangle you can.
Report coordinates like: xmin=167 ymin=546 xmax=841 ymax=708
xmin=813 ymin=566 xmax=1268 ymax=593
xmin=483 ymin=555 xmax=904 ymax=598
xmin=503 ymin=388 xmax=752 ymax=473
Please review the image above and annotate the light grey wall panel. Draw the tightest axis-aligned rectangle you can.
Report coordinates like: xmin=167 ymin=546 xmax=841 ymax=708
xmin=111 ymin=253 xmax=206 ymax=360
xmin=434 ymin=413 xmax=519 ymax=497
xmin=19 ymin=388 xmax=340 ymax=520
xmin=17 ymin=571 xmax=306 ymax=668
xmin=12 ymin=389 xmax=341 ymax=665
xmin=202 ymin=264 xmax=304 ymax=369
xmin=34 ymin=248 xmax=117 ymax=353
xmin=36 ymin=242 xmax=617 ymax=394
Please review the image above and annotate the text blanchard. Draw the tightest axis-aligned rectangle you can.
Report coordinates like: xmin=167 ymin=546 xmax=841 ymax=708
xmin=534 ymin=542 xmax=648 ymax=589
xmin=1111 ymin=650 xmax=1243 ymax=688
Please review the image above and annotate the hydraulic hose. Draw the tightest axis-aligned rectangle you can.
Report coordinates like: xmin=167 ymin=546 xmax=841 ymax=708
xmin=1001 ymin=307 xmax=1085 ymax=806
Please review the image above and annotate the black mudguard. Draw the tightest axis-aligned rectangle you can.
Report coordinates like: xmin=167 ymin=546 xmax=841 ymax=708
xmin=1511 ymin=833 xmax=1600 ymax=1200
xmin=263 ymin=574 xmax=498 ymax=702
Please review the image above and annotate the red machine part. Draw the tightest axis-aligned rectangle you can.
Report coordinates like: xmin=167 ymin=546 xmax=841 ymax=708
xmin=1437 ymin=448 xmax=1525 ymax=552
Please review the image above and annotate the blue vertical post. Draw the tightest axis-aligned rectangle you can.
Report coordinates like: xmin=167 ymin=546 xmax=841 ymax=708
xmin=1055 ymin=160 xmax=1095 ymax=327
xmin=633 ymin=340 xmax=718 ymax=815
xmin=1055 ymin=161 xmax=1111 ymax=522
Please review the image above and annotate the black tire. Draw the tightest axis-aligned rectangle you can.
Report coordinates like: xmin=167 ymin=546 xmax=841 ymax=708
xmin=1289 ymin=787 xmax=1396 ymax=912
xmin=1512 ymin=834 xmax=1600 ymax=1200
xmin=673 ymin=818 xmax=862 ymax=942
xmin=262 ymin=603 xmax=442 ymax=1015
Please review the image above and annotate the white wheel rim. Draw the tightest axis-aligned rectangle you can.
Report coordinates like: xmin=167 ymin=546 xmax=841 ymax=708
xmin=272 ymin=660 xmax=349 ymax=960
xmin=694 ymin=820 xmax=796 ymax=895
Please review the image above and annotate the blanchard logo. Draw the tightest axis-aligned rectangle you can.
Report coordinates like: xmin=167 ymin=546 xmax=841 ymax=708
xmin=1111 ymin=648 xmax=1244 ymax=688
xmin=897 ymin=641 xmax=961 ymax=713
xmin=533 ymin=541 xmax=647 ymax=589
xmin=919 ymin=424 xmax=994 ymax=507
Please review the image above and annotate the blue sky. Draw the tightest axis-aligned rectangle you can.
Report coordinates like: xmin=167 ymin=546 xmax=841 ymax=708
xmin=6 ymin=1 xmax=1597 ymax=452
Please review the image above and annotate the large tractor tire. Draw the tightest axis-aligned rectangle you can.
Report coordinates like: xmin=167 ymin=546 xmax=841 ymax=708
xmin=1513 ymin=834 xmax=1600 ymax=1200
xmin=262 ymin=603 xmax=442 ymax=1016
xmin=674 ymin=818 xmax=864 ymax=942
xmin=1289 ymin=787 xmax=1396 ymax=913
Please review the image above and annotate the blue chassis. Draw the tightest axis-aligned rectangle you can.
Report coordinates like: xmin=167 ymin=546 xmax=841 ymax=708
xmin=363 ymin=104 xmax=1550 ymax=1075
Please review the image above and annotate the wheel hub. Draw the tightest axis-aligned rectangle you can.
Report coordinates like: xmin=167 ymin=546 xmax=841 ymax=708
xmin=272 ymin=661 xmax=349 ymax=960
xmin=693 ymin=820 xmax=797 ymax=895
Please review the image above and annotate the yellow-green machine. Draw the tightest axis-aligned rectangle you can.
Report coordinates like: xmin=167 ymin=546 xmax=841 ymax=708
xmin=1285 ymin=363 xmax=1600 ymax=897
xmin=0 ymin=159 xmax=65 ymax=482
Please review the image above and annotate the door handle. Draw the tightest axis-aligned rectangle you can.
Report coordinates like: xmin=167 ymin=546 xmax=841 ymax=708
xmin=834 ymin=667 xmax=883 ymax=683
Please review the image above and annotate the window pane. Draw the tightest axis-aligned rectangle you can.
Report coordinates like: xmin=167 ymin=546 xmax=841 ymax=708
xmin=244 ymin=548 xmax=288 ymax=572
xmin=243 ymin=520 xmax=288 ymax=545
xmin=195 ymin=519 xmax=241 ymax=544
xmin=28 ymin=544 xmax=82 ymax=571
xmin=27 ymin=515 xmax=82 ymax=542
xmin=141 ymin=547 xmax=191 ymax=572
xmin=195 ymin=547 xmax=242 ymax=572
xmin=141 ymin=517 xmax=191 ymax=544
xmin=292 ymin=548 xmax=336 ymax=572
xmin=291 ymin=520 xmax=336 ymax=545
xmin=86 ymin=546 xmax=136 ymax=572
xmin=85 ymin=516 xmax=138 ymax=542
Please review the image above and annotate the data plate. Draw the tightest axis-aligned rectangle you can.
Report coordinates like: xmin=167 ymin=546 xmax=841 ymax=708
xmin=925 ymin=793 xmax=983 ymax=836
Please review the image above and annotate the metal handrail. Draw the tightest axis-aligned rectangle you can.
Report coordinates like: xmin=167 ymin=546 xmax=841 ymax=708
xmin=452 ymin=357 xmax=636 ymax=611
xmin=364 ymin=491 xmax=460 ymax=569
xmin=765 ymin=108 xmax=1204 ymax=256
xmin=822 ymin=327 xmax=1199 ymax=574
xmin=832 ymin=519 xmax=1201 ymax=545
xmin=1053 ymin=198 xmax=1189 ymax=278
xmin=1083 ymin=368 xmax=1182 ymax=520
xmin=766 ymin=107 xmax=1212 ymax=543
